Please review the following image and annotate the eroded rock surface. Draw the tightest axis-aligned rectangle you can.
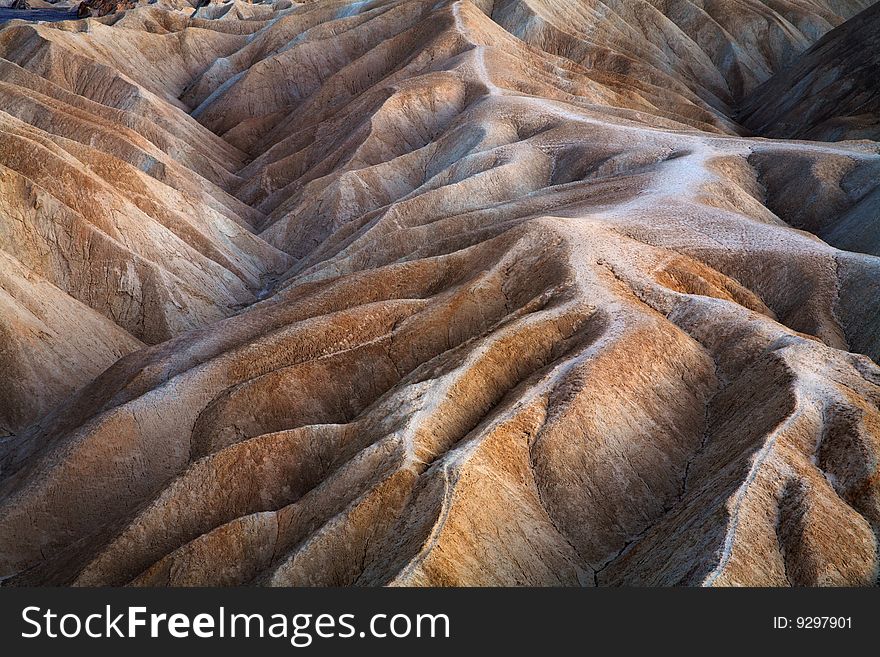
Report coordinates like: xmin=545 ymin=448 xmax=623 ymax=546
xmin=0 ymin=0 xmax=879 ymax=587
xmin=741 ymin=1 xmax=880 ymax=141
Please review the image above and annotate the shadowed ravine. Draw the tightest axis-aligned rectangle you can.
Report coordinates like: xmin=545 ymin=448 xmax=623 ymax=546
xmin=1 ymin=0 xmax=879 ymax=586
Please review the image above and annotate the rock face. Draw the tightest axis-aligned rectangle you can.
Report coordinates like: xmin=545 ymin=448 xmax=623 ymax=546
xmin=76 ymin=0 xmax=137 ymax=18
xmin=0 ymin=0 xmax=879 ymax=587
xmin=741 ymin=1 xmax=880 ymax=141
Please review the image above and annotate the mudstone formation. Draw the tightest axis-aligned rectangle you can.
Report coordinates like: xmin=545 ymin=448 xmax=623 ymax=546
xmin=1 ymin=0 xmax=880 ymax=586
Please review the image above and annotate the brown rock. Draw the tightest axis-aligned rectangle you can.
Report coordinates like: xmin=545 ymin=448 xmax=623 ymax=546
xmin=0 ymin=0 xmax=879 ymax=588
xmin=77 ymin=0 xmax=137 ymax=18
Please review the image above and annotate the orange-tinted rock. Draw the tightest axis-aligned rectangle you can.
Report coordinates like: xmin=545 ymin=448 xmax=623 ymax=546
xmin=0 ymin=0 xmax=879 ymax=587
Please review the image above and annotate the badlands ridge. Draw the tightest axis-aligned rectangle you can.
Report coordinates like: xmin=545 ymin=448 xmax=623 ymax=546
xmin=1 ymin=0 xmax=880 ymax=586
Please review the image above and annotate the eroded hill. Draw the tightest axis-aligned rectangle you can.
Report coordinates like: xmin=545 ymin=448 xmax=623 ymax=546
xmin=741 ymin=0 xmax=880 ymax=141
xmin=1 ymin=0 xmax=879 ymax=586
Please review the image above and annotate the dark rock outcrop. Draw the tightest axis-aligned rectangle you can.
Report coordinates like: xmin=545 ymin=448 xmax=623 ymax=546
xmin=741 ymin=2 xmax=880 ymax=141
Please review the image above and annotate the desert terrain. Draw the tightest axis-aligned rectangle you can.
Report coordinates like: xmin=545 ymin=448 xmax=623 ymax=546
xmin=1 ymin=0 xmax=879 ymax=586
